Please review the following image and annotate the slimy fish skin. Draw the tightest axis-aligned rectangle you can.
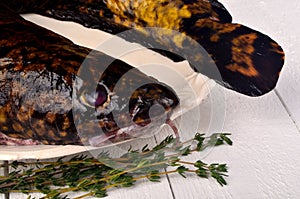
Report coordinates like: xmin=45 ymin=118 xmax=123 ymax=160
xmin=0 ymin=5 xmax=179 ymax=146
xmin=16 ymin=0 xmax=284 ymax=96
xmin=0 ymin=0 xmax=284 ymax=145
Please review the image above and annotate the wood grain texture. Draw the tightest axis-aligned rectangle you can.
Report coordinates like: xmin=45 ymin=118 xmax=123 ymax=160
xmin=168 ymin=85 xmax=300 ymax=198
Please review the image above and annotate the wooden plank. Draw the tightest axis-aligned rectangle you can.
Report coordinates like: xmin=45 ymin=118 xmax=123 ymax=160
xmin=168 ymin=85 xmax=300 ymax=198
xmin=0 ymin=161 xmax=9 ymax=199
xmin=0 ymin=161 xmax=4 ymax=199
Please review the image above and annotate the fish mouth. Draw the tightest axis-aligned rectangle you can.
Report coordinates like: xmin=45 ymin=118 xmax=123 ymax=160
xmin=87 ymin=86 xmax=179 ymax=146
xmin=76 ymin=80 xmax=180 ymax=147
xmin=88 ymin=111 xmax=171 ymax=147
xmin=76 ymin=95 xmax=178 ymax=147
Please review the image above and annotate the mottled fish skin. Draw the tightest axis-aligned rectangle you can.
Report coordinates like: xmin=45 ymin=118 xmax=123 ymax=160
xmin=17 ymin=0 xmax=283 ymax=96
xmin=0 ymin=5 xmax=179 ymax=145
xmin=0 ymin=0 xmax=285 ymax=145
xmin=3 ymin=0 xmax=285 ymax=95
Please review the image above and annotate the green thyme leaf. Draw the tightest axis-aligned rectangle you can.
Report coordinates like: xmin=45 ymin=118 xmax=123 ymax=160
xmin=0 ymin=132 xmax=232 ymax=198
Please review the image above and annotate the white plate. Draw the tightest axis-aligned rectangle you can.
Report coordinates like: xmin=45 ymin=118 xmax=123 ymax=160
xmin=0 ymin=14 xmax=216 ymax=160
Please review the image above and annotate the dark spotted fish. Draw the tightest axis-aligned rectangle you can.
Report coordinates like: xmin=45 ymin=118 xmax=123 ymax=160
xmin=0 ymin=4 xmax=179 ymax=146
xmin=0 ymin=0 xmax=285 ymax=146
xmin=11 ymin=0 xmax=284 ymax=96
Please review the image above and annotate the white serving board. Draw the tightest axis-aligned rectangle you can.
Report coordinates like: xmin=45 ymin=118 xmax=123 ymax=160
xmin=0 ymin=14 xmax=216 ymax=160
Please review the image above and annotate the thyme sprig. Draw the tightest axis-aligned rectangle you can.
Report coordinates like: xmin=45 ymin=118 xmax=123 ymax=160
xmin=0 ymin=133 xmax=232 ymax=198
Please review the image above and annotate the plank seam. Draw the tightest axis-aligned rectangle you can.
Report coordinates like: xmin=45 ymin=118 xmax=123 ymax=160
xmin=153 ymin=135 xmax=176 ymax=199
xmin=274 ymin=89 xmax=300 ymax=132
xmin=165 ymin=171 xmax=176 ymax=199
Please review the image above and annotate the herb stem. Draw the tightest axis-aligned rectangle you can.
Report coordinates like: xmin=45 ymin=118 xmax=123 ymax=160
xmin=133 ymin=170 xmax=178 ymax=181
xmin=0 ymin=133 xmax=232 ymax=198
xmin=74 ymin=170 xmax=179 ymax=199
xmin=0 ymin=159 xmax=105 ymax=168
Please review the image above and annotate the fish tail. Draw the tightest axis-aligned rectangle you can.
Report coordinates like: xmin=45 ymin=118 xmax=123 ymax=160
xmin=183 ymin=19 xmax=285 ymax=96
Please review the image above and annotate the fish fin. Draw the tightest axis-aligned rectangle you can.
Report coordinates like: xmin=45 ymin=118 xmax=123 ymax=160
xmin=207 ymin=0 xmax=232 ymax=23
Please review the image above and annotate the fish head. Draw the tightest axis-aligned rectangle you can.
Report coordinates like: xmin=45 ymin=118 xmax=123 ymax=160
xmin=75 ymin=61 xmax=179 ymax=146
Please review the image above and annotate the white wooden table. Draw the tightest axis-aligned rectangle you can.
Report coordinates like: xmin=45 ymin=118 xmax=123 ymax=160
xmin=1 ymin=0 xmax=300 ymax=198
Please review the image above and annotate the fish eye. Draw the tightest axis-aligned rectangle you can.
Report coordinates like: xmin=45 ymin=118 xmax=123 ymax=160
xmin=80 ymin=84 xmax=109 ymax=108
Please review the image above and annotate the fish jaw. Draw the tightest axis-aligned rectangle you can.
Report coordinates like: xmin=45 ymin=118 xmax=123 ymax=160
xmin=76 ymin=81 xmax=179 ymax=147
xmin=0 ymin=132 xmax=41 ymax=146
xmin=88 ymin=113 xmax=170 ymax=147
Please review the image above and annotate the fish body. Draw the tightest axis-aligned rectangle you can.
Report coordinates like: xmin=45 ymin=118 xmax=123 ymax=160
xmin=0 ymin=0 xmax=285 ymax=145
xmin=18 ymin=0 xmax=284 ymax=96
xmin=0 ymin=5 xmax=179 ymax=145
